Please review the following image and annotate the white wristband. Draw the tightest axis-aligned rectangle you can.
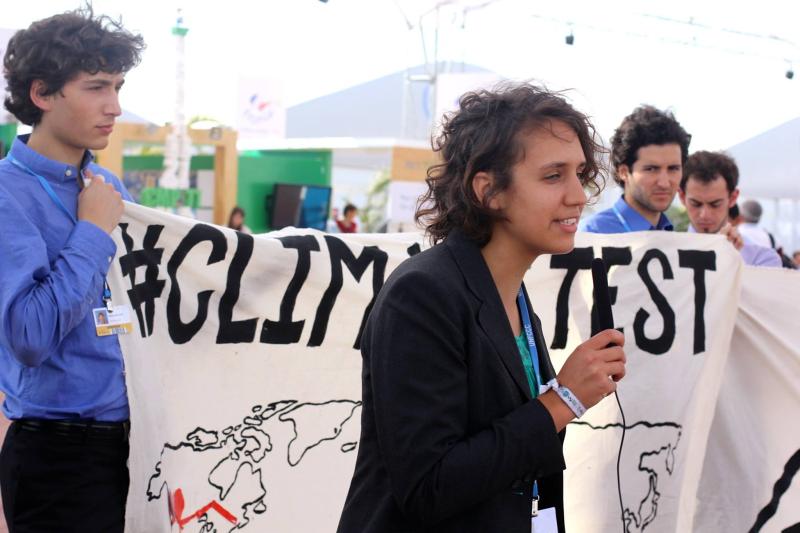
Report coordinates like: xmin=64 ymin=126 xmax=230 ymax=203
xmin=542 ymin=378 xmax=586 ymax=418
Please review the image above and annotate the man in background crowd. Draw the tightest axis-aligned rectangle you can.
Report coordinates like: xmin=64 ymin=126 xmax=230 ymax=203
xmin=737 ymin=199 xmax=798 ymax=269
xmin=738 ymin=199 xmax=773 ymax=248
xmin=582 ymin=105 xmax=690 ymax=233
xmin=679 ymin=151 xmax=781 ymax=267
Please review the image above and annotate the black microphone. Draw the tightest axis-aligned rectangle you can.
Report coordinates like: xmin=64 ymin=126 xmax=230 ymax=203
xmin=591 ymin=257 xmax=627 ymax=532
xmin=591 ymin=258 xmax=614 ymax=331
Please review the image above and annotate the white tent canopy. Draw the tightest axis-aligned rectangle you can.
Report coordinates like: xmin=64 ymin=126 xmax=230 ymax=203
xmin=727 ymin=117 xmax=800 ymax=253
xmin=727 ymin=117 xmax=800 ymax=200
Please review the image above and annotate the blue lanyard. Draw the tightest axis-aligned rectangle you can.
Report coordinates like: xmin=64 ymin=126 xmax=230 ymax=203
xmin=516 ymin=288 xmax=541 ymax=391
xmin=7 ymin=154 xmax=113 ymax=306
xmin=518 ymin=288 xmax=543 ymax=512
xmin=611 ymin=205 xmax=633 ymax=233
xmin=6 ymin=154 xmax=79 ymax=224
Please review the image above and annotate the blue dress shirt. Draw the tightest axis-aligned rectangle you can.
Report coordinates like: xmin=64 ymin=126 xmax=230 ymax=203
xmin=582 ymin=196 xmax=673 ymax=233
xmin=0 ymin=135 xmax=132 ymax=421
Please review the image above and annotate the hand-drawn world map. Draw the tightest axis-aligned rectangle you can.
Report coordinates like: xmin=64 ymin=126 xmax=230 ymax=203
xmin=147 ymin=400 xmax=361 ymax=532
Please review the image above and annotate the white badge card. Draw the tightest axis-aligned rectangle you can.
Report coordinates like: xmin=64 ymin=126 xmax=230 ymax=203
xmin=93 ymin=305 xmax=133 ymax=336
xmin=531 ymin=507 xmax=558 ymax=533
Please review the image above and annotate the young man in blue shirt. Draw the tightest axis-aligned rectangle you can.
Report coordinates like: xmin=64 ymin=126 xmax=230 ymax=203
xmin=0 ymin=8 xmax=144 ymax=532
xmin=582 ymin=105 xmax=691 ymax=233
xmin=679 ymin=151 xmax=781 ymax=267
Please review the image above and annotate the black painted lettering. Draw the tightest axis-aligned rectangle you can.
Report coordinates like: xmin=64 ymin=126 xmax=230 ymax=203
xmin=167 ymin=224 xmax=228 ymax=344
xmin=308 ymin=236 xmax=388 ymax=349
xmin=678 ymin=250 xmax=716 ymax=355
xmin=634 ymin=249 xmax=676 ymax=355
xmin=549 ymin=247 xmax=594 ymax=349
xmin=217 ymin=232 xmax=258 ymax=344
xmin=260 ymin=236 xmax=321 ymax=345
xmin=119 ymin=224 xmax=166 ymax=337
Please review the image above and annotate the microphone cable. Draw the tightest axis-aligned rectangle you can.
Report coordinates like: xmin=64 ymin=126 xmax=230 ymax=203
xmin=613 ymin=389 xmax=627 ymax=532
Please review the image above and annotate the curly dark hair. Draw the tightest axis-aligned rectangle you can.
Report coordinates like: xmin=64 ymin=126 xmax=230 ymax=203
xmin=3 ymin=6 xmax=145 ymax=125
xmin=415 ymin=82 xmax=606 ymax=246
xmin=609 ymin=105 xmax=691 ymax=187
xmin=681 ymin=150 xmax=739 ymax=193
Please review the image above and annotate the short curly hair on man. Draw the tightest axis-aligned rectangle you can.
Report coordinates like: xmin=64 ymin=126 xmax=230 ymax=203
xmin=3 ymin=6 xmax=145 ymax=126
xmin=609 ymin=105 xmax=691 ymax=188
xmin=416 ymin=82 xmax=606 ymax=246
xmin=681 ymin=150 xmax=739 ymax=193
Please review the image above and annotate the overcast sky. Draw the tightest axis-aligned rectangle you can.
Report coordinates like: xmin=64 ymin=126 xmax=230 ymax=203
xmin=5 ymin=0 xmax=800 ymax=150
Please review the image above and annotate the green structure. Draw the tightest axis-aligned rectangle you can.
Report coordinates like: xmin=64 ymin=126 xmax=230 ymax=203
xmin=140 ymin=187 xmax=201 ymax=209
xmin=237 ymin=150 xmax=332 ymax=233
xmin=122 ymin=154 xmax=208 ymax=211
xmin=0 ymin=123 xmax=18 ymax=157
xmin=122 ymin=149 xmax=332 ymax=234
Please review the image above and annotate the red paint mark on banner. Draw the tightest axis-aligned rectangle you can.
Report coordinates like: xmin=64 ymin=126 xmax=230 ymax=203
xmin=170 ymin=488 xmax=238 ymax=530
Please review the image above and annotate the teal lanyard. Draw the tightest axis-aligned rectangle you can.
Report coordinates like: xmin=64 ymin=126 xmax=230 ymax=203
xmin=7 ymin=154 xmax=113 ymax=307
xmin=516 ymin=288 xmax=541 ymax=389
xmin=611 ymin=205 xmax=633 ymax=232
xmin=516 ymin=288 xmax=542 ymax=510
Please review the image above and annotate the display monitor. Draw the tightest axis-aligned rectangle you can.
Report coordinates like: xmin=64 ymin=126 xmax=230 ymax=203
xmin=269 ymin=183 xmax=332 ymax=231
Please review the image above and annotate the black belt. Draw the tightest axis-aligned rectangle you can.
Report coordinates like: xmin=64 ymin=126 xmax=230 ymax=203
xmin=13 ymin=418 xmax=130 ymax=442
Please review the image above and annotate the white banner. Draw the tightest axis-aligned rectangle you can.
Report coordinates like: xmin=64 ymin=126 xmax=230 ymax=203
xmin=526 ymin=232 xmax=741 ymax=533
xmin=695 ymin=267 xmax=800 ymax=532
xmin=108 ymin=203 xmax=799 ymax=533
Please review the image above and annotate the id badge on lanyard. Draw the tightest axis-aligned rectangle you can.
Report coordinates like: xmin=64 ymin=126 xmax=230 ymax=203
xmin=531 ymin=507 xmax=558 ymax=532
xmin=518 ymin=289 xmax=558 ymax=532
xmin=93 ymin=306 xmax=133 ymax=336
xmin=530 ymin=480 xmax=557 ymax=532
xmin=92 ymin=282 xmax=132 ymax=337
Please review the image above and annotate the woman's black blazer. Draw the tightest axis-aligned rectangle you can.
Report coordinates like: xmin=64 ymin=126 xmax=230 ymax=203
xmin=337 ymin=230 xmax=567 ymax=533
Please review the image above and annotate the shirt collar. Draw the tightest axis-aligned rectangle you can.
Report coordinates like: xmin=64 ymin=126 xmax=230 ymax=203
xmin=614 ymin=195 xmax=673 ymax=231
xmin=8 ymin=134 xmax=95 ymax=184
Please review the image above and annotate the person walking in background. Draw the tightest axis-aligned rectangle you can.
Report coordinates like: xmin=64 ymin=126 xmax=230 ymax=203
xmin=227 ymin=206 xmax=251 ymax=234
xmin=336 ymin=203 xmax=358 ymax=233
xmin=0 ymin=7 xmax=144 ymax=532
xmin=738 ymin=199 xmax=773 ymax=248
xmin=582 ymin=105 xmax=691 ymax=233
xmin=738 ymin=199 xmax=798 ymax=269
